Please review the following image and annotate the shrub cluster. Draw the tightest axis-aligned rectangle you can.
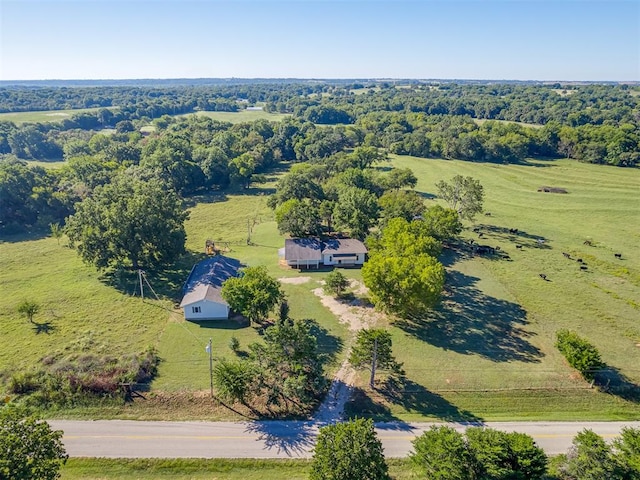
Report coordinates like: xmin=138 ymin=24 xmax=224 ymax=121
xmin=555 ymin=329 xmax=604 ymax=381
xmin=411 ymin=425 xmax=548 ymax=480
xmin=6 ymin=347 xmax=158 ymax=407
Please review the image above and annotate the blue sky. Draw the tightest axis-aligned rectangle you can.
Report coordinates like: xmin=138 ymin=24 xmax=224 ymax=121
xmin=1 ymin=0 xmax=638 ymax=81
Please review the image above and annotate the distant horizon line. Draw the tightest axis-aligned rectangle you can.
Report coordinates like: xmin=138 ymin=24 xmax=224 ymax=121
xmin=1 ymin=77 xmax=638 ymax=85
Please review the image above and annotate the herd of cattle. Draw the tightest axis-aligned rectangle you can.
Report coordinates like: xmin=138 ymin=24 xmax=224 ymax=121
xmin=467 ymin=223 xmax=623 ymax=282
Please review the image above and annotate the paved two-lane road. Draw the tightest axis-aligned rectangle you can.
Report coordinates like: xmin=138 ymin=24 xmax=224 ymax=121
xmin=49 ymin=420 xmax=640 ymax=458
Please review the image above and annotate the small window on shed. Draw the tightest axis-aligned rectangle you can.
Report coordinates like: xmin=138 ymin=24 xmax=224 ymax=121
xmin=192 ymin=306 xmax=201 ymax=314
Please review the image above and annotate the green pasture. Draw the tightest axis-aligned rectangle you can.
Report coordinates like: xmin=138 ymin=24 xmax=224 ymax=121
xmin=0 ymin=107 xmax=112 ymax=124
xmin=2 ymin=155 xmax=640 ymax=421
xmin=345 ymin=155 xmax=640 ymax=421
xmin=179 ymin=109 xmax=290 ymax=124
xmin=0 ymin=234 xmax=169 ymax=374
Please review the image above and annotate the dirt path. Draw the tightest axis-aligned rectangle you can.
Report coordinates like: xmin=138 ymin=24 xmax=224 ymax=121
xmin=279 ymin=276 xmax=384 ymax=422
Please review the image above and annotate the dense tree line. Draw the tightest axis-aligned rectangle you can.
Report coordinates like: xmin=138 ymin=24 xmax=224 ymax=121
xmin=1 ymin=81 xmax=638 ymax=166
xmin=2 ymin=81 xmax=638 ymax=235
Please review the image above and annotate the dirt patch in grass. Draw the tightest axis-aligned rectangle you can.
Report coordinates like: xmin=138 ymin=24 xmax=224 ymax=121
xmin=279 ymin=276 xmax=312 ymax=285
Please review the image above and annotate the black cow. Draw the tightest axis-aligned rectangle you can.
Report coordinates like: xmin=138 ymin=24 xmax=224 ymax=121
xmin=614 ymin=253 xmax=622 ymax=259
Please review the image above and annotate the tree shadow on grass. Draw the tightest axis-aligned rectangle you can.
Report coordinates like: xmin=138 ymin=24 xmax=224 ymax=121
xmin=344 ymin=382 xmax=482 ymax=423
xmin=99 ymin=251 xmax=207 ymax=302
xmin=192 ymin=319 xmax=249 ymax=331
xmin=416 ymin=191 xmax=437 ymax=200
xmin=244 ymin=420 xmax=316 ymax=456
xmin=307 ymin=319 xmax=344 ymax=366
xmin=596 ymin=367 xmax=640 ymax=403
xmin=31 ymin=321 xmax=56 ymax=334
xmin=396 ymin=270 xmax=543 ymax=363
xmin=182 ymin=192 xmax=229 ymax=208
xmin=475 ymin=225 xmax=552 ymax=250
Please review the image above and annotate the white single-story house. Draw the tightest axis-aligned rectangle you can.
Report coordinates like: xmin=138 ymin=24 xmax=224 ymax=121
xmin=321 ymin=238 xmax=368 ymax=266
xmin=281 ymin=237 xmax=368 ymax=269
xmin=179 ymin=255 xmax=241 ymax=321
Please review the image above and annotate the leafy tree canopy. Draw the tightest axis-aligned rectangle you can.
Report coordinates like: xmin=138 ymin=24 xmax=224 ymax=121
xmin=368 ymin=217 xmax=442 ymax=258
xmin=65 ymin=171 xmax=188 ymax=270
xmin=0 ymin=405 xmax=68 ymax=480
xmin=362 ymin=252 xmax=445 ymax=316
xmin=310 ymin=418 xmax=390 ymax=480
xmin=378 ymin=189 xmax=426 ymax=225
xmin=436 ymin=175 xmax=484 ymax=221
xmin=274 ymin=198 xmax=322 ymax=237
xmin=349 ymin=328 xmax=402 ymax=388
xmin=221 ymin=266 xmax=284 ymax=324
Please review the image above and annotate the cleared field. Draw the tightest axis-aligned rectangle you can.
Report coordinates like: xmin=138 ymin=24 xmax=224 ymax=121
xmin=0 ymin=107 xmax=113 ymax=124
xmin=179 ymin=109 xmax=290 ymax=124
xmin=345 ymin=156 xmax=640 ymax=421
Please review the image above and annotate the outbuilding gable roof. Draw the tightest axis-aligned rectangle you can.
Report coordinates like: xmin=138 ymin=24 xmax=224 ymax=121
xmin=180 ymin=255 xmax=241 ymax=308
xmin=179 ymin=284 xmax=225 ymax=307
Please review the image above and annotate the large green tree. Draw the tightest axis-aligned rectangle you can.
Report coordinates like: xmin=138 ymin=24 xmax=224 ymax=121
xmin=378 ymin=189 xmax=425 ymax=224
xmin=274 ymin=198 xmax=321 ymax=237
xmin=411 ymin=426 xmax=547 ymax=480
xmin=310 ymin=418 xmax=390 ymax=480
xmin=363 ymin=253 xmax=444 ymax=316
xmin=435 ymin=175 xmax=484 ymax=221
xmin=614 ymin=427 xmax=640 ymax=477
xmin=221 ymin=266 xmax=284 ymax=324
xmin=466 ymin=427 xmax=547 ymax=480
xmin=332 ymin=186 xmax=379 ymax=239
xmin=0 ymin=405 xmax=68 ymax=480
xmin=65 ymin=172 xmax=188 ymax=270
xmin=368 ymin=217 xmax=442 ymax=258
xmin=420 ymin=205 xmax=463 ymax=241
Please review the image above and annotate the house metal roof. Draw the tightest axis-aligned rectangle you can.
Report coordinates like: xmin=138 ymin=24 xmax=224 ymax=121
xmin=321 ymin=238 xmax=368 ymax=255
xmin=284 ymin=238 xmax=322 ymax=261
xmin=180 ymin=255 xmax=241 ymax=307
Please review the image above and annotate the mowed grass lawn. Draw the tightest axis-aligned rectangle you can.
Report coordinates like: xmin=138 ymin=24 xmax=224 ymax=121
xmin=60 ymin=458 xmax=415 ymax=480
xmin=345 ymin=156 xmax=640 ymax=421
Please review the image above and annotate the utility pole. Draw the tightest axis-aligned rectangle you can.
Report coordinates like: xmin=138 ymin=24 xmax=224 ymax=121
xmin=206 ymin=338 xmax=213 ymax=398
xmin=138 ymin=269 xmax=144 ymax=300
